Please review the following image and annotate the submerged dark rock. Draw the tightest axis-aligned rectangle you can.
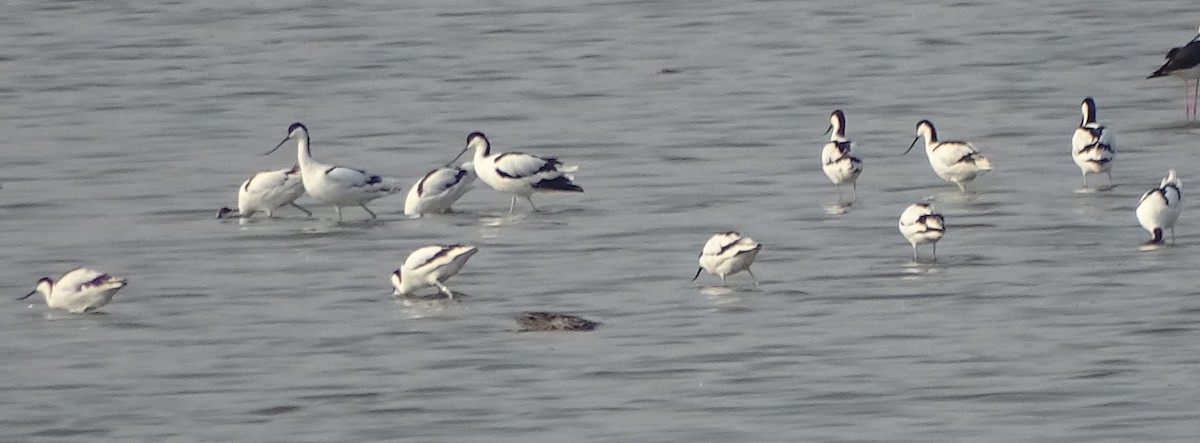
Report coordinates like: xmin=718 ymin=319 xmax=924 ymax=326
xmin=516 ymin=312 xmax=600 ymax=332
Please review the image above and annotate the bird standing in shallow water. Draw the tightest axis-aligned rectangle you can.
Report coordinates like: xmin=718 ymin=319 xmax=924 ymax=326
xmin=217 ymin=165 xmax=311 ymax=219
xmin=903 ymin=120 xmax=993 ymax=193
xmin=821 ymin=110 xmax=864 ymax=205
xmin=264 ymin=122 xmax=401 ymax=221
xmin=403 ymin=162 xmax=475 ymax=217
xmin=693 ymin=232 xmax=761 ymax=285
xmin=1136 ymin=170 xmax=1182 ymax=246
xmin=19 ymin=268 xmax=127 ymax=314
xmin=391 ymin=245 xmax=478 ymax=299
xmin=898 ymin=203 xmax=945 ymax=261
xmin=1071 ymin=97 xmax=1116 ymax=188
xmin=1148 ymin=26 xmax=1200 ymax=120
xmin=448 ymin=132 xmax=582 ymax=213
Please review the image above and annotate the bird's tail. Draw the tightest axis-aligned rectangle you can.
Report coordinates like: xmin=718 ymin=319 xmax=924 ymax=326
xmin=1163 ymin=169 xmax=1181 ymax=190
xmin=99 ymin=276 xmax=128 ymax=290
xmin=974 ymin=156 xmax=994 ymax=171
xmin=532 ymin=175 xmax=583 ymax=192
xmin=376 ymin=177 xmax=404 ymax=194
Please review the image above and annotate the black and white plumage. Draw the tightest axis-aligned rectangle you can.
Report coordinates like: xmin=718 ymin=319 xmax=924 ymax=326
xmin=391 ymin=244 xmax=479 ymax=299
xmin=516 ymin=312 xmax=601 ymax=332
xmin=264 ymin=123 xmax=402 ymax=221
xmin=19 ymin=268 xmax=128 ymax=314
xmin=903 ymin=120 xmax=993 ymax=193
xmin=1148 ymin=27 xmax=1200 ymax=120
xmin=692 ymin=232 xmax=761 ymax=285
xmin=403 ymin=162 xmax=476 ymax=217
xmin=217 ymin=165 xmax=311 ymax=219
xmin=821 ymin=109 xmax=864 ymax=204
xmin=898 ymin=203 xmax=945 ymax=261
xmin=1136 ymin=170 xmax=1182 ymax=245
xmin=1071 ymin=97 xmax=1116 ymax=188
xmin=449 ymin=132 xmax=582 ymax=213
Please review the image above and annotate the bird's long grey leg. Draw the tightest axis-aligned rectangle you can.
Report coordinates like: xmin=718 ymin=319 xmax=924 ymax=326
xmin=433 ymin=281 xmax=454 ymax=299
xmin=292 ymin=203 xmax=313 ymax=216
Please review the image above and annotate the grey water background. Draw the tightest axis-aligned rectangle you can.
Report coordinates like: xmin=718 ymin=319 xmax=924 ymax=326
xmin=2 ymin=0 xmax=1200 ymax=441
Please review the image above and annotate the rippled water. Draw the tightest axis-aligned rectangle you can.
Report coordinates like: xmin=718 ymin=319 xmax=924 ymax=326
xmin=3 ymin=0 xmax=1200 ymax=441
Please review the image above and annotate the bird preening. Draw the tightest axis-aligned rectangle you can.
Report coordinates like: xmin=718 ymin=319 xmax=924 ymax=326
xmin=899 ymin=203 xmax=946 ymax=262
xmin=821 ymin=109 xmax=864 ymax=206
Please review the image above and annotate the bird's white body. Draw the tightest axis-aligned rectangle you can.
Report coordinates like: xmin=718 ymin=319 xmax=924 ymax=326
xmin=403 ymin=163 xmax=476 ymax=216
xmin=1136 ymin=170 xmax=1182 ymax=245
xmin=898 ymin=203 xmax=945 ymax=261
xmin=267 ymin=123 xmax=401 ymax=221
xmin=391 ymin=244 xmax=479 ymax=298
xmin=907 ymin=120 xmax=993 ymax=192
xmin=1071 ymin=98 xmax=1116 ymax=187
xmin=453 ymin=132 xmax=583 ymax=213
xmin=23 ymin=268 xmax=127 ymax=314
xmin=821 ymin=110 xmax=863 ymax=203
xmin=219 ymin=166 xmax=310 ymax=218
xmin=693 ymin=232 xmax=761 ymax=285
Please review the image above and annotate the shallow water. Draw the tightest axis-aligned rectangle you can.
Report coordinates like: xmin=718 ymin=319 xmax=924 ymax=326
xmin=3 ymin=0 xmax=1200 ymax=441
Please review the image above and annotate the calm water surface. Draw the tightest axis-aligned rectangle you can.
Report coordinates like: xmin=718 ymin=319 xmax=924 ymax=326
xmin=2 ymin=0 xmax=1200 ymax=441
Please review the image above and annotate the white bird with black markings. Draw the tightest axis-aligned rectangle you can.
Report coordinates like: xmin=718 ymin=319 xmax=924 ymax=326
xmin=903 ymin=120 xmax=993 ymax=192
xmin=264 ymin=122 xmax=401 ymax=221
xmin=821 ymin=109 xmax=864 ymax=204
xmin=1136 ymin=169 xmax=1182 ymax=245
xmin=899 ymin=203 xmax=945 ymax=261
xmin=693 ymin=232 xmax=761 ymax=285
xmin=391 ymin=244 xmax=479 ymax=299
xmin=1071 ymin=97 xmax=1116 ymax=188
xmin=449 ymin=132 xmax=582 ymax=213
xmin=217 ymin=165 xmax=311 ymax=219
xmin=1148 ymin=26 xmax=1200 ymax=120
xmin=403 ymin=163 xmax=476 ymax=217
xmin=19 ymin=268 xmax=128 ymax=314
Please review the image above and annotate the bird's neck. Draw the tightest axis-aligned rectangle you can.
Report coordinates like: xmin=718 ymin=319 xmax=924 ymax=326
xmin=296 ymin=134 xmax=315 ymax=169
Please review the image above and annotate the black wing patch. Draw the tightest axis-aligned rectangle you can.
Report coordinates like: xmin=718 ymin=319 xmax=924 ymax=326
xmin=835 ymin=140 xmax=853 ymax=156
xmin=955 ymin=152 xmax=986 ymax=165
xmin=916 ymin=214 xmax=945 ymax=233
xmin=719 ymin=240 xmax=761 ymax=256
xmin=83 ymin=273 xmax=112 ymax=288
